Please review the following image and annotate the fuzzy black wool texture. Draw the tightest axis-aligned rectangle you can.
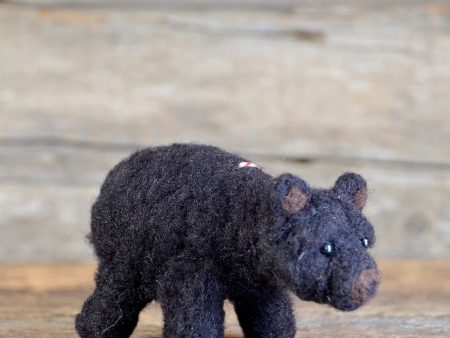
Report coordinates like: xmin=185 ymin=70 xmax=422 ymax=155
xmin=75 ymin=143 xmax=380 ymax=338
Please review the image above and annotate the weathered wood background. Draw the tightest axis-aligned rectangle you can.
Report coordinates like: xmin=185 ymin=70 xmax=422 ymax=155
xmin=0 ymin=0 xmax=449 ymax=262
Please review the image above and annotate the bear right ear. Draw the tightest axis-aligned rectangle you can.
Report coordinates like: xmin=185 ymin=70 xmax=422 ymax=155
xmin=271 ymin=173 xmax=311 ymax=217
xmin=333 ymin=172 xmax=368 ymax=210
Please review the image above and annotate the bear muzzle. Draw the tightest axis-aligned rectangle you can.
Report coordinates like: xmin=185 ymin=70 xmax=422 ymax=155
xmin=350 ymin=268 xmax=380 ymax=306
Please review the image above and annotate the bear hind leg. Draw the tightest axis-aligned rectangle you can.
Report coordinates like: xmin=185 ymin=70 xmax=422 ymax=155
xmin=75 ymin=259 xmax=153 ymax=338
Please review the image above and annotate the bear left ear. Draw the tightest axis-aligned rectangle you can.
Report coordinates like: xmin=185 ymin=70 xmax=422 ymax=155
xmin=271 ymin=173 xmax=311 ymax=217
xmin=333 ymin=172 xmax=368 ymax=210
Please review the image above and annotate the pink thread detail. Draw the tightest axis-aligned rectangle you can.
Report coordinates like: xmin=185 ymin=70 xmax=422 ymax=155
xmin=238 ymin=161 xmax=258 ymax=168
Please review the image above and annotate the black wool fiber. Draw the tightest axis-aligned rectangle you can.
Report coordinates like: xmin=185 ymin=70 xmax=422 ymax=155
xmin=75 ymin=143 xmax=380 ymax=338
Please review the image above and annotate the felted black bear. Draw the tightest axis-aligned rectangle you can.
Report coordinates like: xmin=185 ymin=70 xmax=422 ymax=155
xmin=75 ymin=143 xmax=379 ymax=338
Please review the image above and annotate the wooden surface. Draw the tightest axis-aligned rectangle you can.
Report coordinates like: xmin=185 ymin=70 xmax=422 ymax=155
xmin=1 ymin=5 xmax=448 ymax=336
xmin=1 ymin=153 xmax=449 ymax=262
xmin=0 ymin=260 xmax=449 ymax=337
xmin=2 ymin=0 xmax=449 ymax=161
xmin=0 ymin=0 xmax=449 ymax=262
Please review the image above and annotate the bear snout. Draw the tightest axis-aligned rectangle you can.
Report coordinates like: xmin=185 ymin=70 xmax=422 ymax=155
xmin=351 ymin=268 xmax=380 ymax=306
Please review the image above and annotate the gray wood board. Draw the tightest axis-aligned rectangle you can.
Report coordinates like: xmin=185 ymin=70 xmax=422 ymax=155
xmin=1 ymin=2 xmax=449 ymax=163
xmin=0 ymin=1 xmax=449 ymax=261
xmin=0 ymin=144 xmax=449 ymax=261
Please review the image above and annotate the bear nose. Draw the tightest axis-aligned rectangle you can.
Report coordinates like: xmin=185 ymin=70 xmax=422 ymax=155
xmin=351 ymin=268 xmax=380 ymax=306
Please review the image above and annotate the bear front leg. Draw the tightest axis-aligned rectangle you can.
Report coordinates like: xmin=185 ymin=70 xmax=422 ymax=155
xmin=75 ymin=260 xmax=152 ymax=338
xmin=157 ymin=259 xmax=225 ymax=338
xmin=232 ymin=289 xmax=296 ymax=338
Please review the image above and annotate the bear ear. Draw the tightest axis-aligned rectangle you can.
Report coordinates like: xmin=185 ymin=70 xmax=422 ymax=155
xmin=333 ymin=172 xmax=368 ymax=210
xmin=271 ymin=173 xmax=311 ymax=217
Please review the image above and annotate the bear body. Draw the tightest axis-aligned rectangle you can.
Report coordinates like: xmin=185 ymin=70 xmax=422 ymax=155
xmin=76 ymin=144 xmax=379 ymax=338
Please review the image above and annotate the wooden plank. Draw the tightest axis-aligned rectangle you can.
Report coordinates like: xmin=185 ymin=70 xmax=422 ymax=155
xmin=7 ymin=0 xmax=298 ymax=12
xmin=0 ymin=260 xmax=449 ymax=337
xmin=0 ymin=184 xmax=95 ymax=262
xmin=1 ymin=143 xmax=449 ymax=261
xmin=0 ymin=1 xmax=449 ymax=163
xmin=8 ymin=0 xmax=450 ymax=10
xmin=0 ymin=0 xmax=449 ymax=261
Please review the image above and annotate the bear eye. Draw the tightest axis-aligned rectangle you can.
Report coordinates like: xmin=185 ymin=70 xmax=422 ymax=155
xmin=362 ymin=238 xmax=369 ymax=248
xmin=320 ymin=242 xmax=333 ymax=256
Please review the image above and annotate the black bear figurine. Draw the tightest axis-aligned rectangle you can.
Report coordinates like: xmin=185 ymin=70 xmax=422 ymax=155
xmin=75 ymin=143 xmax=379 ymax=338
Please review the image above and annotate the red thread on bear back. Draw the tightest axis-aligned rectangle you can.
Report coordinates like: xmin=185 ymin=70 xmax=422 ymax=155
xmin=238 ymin=162 xmax=258 ymax=168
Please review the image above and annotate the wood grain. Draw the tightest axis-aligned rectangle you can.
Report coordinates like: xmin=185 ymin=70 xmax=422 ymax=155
xmin=0 ymin=1 xmax=449 ymax=163
xmin=1 ymin=144 xmax=449 ymax=261
xmin=0 ymin=260 xmax=449 ymax=337
xmin=0 ymin=1 xmax=449 ymax=261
